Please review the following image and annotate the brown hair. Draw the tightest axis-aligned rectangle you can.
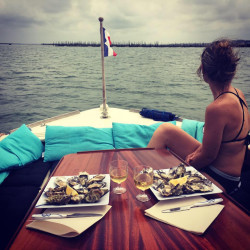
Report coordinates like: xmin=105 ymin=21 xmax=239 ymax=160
xmin=197 ymin=39 xmax=240 ymax=89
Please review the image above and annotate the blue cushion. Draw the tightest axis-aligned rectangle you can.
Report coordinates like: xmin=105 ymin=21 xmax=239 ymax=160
xmin=0 ymin=124 xmax=44 ymax=175
xmin=181 ymin=119 xmax=204 ymax=143
xmin=112 ymin=121 xmax=176 ymax=149
xmin=44 ymin=126 xmax=114 ymax=162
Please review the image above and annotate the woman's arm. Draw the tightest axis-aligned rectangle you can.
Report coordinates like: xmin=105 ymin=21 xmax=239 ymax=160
xmin=186 ymin=103 xmax=225 ymax=168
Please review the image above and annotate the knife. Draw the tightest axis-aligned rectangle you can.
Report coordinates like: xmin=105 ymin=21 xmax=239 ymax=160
xmin=161 ymin=198 xmax=223 ymax=213
xmin=32 ymin=213 xmax=103 ymax=220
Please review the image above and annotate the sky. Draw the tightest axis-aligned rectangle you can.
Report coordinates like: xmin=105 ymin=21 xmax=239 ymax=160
xmin=0 ymin=0 xmax=250 ymax=44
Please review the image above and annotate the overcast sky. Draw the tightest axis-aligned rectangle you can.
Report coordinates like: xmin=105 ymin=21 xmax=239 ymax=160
xmin=0 ymin=0 xmax=249 ymax=44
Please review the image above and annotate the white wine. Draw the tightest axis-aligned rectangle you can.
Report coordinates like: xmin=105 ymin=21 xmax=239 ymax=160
xmin=134 ymin=173 xmax=153 ymax=191
xmin=110 ymin=169 xmax=128 ymax=184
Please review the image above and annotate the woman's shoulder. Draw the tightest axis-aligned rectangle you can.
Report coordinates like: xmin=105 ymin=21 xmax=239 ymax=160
xmin=206 ymin=100 xmax=227 ymax=116
xmin=204 ymin=102 xmax=227 ymax=129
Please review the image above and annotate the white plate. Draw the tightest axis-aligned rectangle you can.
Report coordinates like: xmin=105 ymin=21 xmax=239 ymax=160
xmin=35 ymin=174 xmax=110 ymax=208
xmin=150 ymin=166 xmax=223 ymax=201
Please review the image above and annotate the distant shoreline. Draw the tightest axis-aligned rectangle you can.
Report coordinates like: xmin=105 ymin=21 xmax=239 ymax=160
xmin=43 ymin=40 xmax=250 ymax=47
xmin=1 ymin=40 xmax=250 ymax=47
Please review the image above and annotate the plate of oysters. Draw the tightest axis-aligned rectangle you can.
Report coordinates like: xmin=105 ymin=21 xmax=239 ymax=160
xmin=35 ymin=172 xmax=110 ymax=208
xmin=150 ymin=163 xmax=223 ymax=200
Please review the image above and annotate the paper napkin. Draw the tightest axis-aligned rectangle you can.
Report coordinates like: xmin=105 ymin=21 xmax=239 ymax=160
xmin=27 ymin=205 xmax=111 ymax=237
xmin=145 ymin=196 xmax=224 ymax=234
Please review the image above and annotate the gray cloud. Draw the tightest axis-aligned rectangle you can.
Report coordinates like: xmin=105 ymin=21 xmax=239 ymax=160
xmin=0 ymin=0 xmax=249 ymax=43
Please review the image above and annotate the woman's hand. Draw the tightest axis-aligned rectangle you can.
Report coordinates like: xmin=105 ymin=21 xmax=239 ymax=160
xmin=185 ymin=146 xmax=203 ymax=166
xmin=186 ymin=151 xmax=196 ymax=165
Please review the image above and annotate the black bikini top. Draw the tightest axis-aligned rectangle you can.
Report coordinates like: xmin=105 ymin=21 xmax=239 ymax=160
xmin=215 ymin=88 xmax=249 ymax=144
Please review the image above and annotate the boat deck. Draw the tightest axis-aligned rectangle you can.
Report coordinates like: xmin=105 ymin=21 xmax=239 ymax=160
xmin=19 ymin=107 xmax=181 ymax=141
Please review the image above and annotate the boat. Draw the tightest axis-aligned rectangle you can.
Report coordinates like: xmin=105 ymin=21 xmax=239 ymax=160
xmin=0 ymin=104 xmax=249 ymax=249
xmin=1 ymin=19 xmax=249 ymax=249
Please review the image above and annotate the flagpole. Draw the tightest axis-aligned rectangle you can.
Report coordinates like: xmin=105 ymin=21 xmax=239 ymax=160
xmin=99 ymin=17 xmax=108 ymax=118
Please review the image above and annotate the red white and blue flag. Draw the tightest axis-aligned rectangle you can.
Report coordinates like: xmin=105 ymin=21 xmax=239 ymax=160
xmin=103 ymin=27 xmax=117 ymax=57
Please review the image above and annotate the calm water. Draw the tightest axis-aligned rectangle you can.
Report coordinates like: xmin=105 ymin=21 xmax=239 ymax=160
xmin=0 ymin=45 xmax=249 ymax=133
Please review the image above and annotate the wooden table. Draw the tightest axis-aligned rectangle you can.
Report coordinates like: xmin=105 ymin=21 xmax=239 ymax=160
xmin=8 ymin=148 xmax=250 ymax=250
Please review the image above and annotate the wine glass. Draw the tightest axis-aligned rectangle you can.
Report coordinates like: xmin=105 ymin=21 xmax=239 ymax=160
xmin=133 ymin=165 xmax=154 ymax=202
xmin=109 ymin=160 xmax=128 ymax=194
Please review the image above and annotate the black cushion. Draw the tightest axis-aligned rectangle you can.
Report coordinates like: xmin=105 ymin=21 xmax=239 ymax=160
xmin=0 ymin=186 xmax=39 ymax=249
xmin=1 ymin=158 xmax=57 ymax=187
xmin=0 ymin=158 xmax=59 ymax=249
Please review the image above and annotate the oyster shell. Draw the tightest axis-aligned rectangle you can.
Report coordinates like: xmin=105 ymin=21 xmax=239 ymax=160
xmin=85 ymin=189 xmax=102 ymax=203
xmin=158 ymin=184 xmax=173 ymax=197
xmin=79 ymin=172 xmax=89 ymax=186
xmin=79 ymin=171 xmax=89 ymax=179
xmin=152 ymin=179 xmax=164 ymax=190
xmin=45 ymin=186 xmax=66 ymax=197
xmin=46 ymin=195 xmax=71 ymax=205
xmin=70 ymin=194 xmax=85 ymax=204
xmin=87 ymin=182 xmax=106 ymax=189
xmin=175 ymin=163 xmax=186 ymax=177
xmin=157 ymin=170 xmax=170 ymax=180
xmin=54 ymin=177 xmax=67 ymax=187
xmin=87 ymin=174 xmax=106 ymax=185
xmin=171 ymin=184 xmax=184 ymax=196
xmin=67 ymin=176 xmax=80 ymax=187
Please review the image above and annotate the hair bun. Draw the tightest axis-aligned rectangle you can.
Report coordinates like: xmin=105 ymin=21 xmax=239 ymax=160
xmin=198 ymin=39 xmax=240 ymax=87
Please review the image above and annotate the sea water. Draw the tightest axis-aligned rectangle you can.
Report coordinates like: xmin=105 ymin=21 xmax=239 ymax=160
xmin=0 ymin=44 xmax=249 ymax=133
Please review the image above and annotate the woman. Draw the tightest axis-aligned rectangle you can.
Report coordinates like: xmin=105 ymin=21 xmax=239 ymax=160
xmin=148 ymin=39 xmax=250 ymax=194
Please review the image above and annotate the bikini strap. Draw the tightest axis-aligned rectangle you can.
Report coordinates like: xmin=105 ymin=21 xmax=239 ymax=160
xmin=216 ymin=88 xmax=248 ymax=143
xmin=215 ymin=88 xmax=248 ymax=108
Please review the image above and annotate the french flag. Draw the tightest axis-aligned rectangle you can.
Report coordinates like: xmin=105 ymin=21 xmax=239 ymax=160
xmin=103 ymin=27 xmax=117 ymax=57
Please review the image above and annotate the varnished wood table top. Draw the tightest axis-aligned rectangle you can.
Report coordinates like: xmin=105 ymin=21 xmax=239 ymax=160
xmin=8 ymin=148 xmax=250 ymax=250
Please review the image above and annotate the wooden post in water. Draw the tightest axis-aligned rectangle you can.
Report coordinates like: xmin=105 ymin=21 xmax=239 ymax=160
xmin=99 ymin=17 xmax=108 ymax=118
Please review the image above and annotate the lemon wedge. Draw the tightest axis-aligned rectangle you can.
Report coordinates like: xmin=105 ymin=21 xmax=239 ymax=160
xmin=169 ymin=176 xmax=188 ymax=186
xmin=66 ymin=185 xmax=78 ymax=196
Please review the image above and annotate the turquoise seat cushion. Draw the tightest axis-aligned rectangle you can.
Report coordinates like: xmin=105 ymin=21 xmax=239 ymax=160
xmin=181 ymin=119 xmax=204 ymax=143
xmin=0 ymin=124 xmax=44 ymax=174
xmin=112 ymin=121 xmax=176 ymax=149
xmin=44 ymin=126 xmax=114 ymax=162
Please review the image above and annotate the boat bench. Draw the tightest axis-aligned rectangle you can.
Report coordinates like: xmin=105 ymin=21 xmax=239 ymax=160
xmin=0 ymin=158 xmax=59 ymax=249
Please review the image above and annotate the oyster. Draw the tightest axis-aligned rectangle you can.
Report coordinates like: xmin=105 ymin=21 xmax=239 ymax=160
xmin=79 ymin=171 xmax=89 ymax=186
xmin=99 ymin=188 xmax=109 ymax=197
xmin=187 ymin=175 xmax=204 ymax=183
xmin=45 ymin=186 xmax=66 ymax=197
xmin=54 ymin=177 xmax=67 ymax=187
xmin=67 ymin=176 xmax=80 ymax=187
xmin=85 ymin=189 xmax=103 ymax=203
xmin=175 ymin=163 xmax=186 ymax=177
xmin=153 ymin=172 xmax=162 ymax=180
xmin=87 ymin=182 xmax=106 ymax=189
xmin=70 ymin=194 xmax=85 ymax=204
xmin=171 ymin=184 xmax=184 ymax=196
xmin=183 ymin=184 xmax=195 ymax=194
xmin=74 ymin=186 xmax=89 ymax=195
xmin=46 ymin=195 xmax=71 ymax=205
xmin=152 ymin=179 xmax=164 ymax=190
xmin=87 ymin=174 xmax=106 ymax=185
xmin=79 ymin=171 xmax=89 ymax=179
xmin=158 ymin=184 xmax=173 ymax=197
xmin=157 ymin=170 xmax=170 ymax=180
